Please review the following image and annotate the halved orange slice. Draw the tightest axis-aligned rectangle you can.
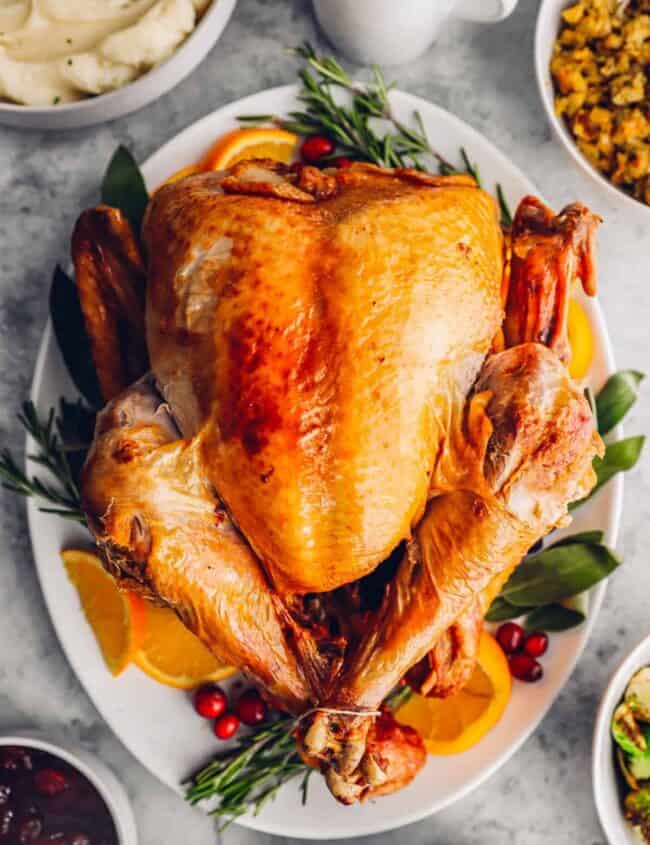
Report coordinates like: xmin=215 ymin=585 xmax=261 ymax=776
xmin=568 ymin=298 xmax=594 ymax=381
xmin=133 ymin=602 xmax=236 ymax=689
xmin=62 ymin=549 xmax=146 ymax=677
xmin=395 ymin=631 xmax=511 ymax=755
xmin=201 ymin=127 xmax=299 ymax=171
xmin=158 ymin=163 xmax=201 ymax=189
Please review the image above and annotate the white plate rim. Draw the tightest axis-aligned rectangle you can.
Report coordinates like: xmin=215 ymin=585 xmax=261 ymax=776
xmin=26 ymin=85 xmax=623 ymax=839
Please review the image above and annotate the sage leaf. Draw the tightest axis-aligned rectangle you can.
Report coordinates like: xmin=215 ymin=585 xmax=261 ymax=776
xmin=485 ymin=596 xmax=530 ymax=623
xmin=496 ymin=184 xmax=513 ymax=228
xmin=594 ymin=436 xmax=645 ymax=489
xmin=101 ymin=145 xmax=148 ymax=234
xmin=501 ymin=542 xmax=620 ymax=607
xmin=571 ymin=436 xmax=645 ymax=510
xmin=550 ymin=530 xmax=604 ymax=547
xmin=596 ymin=370 xmax=644 ymax=436
xmin=584 ymin=386 xmax=597 ymax=426
xmin=49 ymin=266 xmax=102 ymax=408
xmin=524 ymin=603 xmax=585 ymax=631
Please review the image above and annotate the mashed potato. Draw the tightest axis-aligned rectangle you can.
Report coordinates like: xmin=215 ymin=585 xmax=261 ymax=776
xmin=0 ymin=0 xmax=212 ymax=105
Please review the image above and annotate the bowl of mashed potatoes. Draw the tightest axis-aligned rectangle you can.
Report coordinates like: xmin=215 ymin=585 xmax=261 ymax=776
xmin=0 ymin=0 xmax=237 ymax=129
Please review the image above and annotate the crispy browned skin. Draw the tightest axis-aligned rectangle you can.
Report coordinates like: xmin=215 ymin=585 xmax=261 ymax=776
xmin=72 ymin=207 xmax=148 ymax=401
xmin=75 ymin=162 xmax=602 ymax=804
xmin=80 ymin=377 xmax=314 ymax=713
xmin=504 ymin=196 xmax=599 ymax=362
xmin=300 ymin=195 xmax=603 ymax=800
xmin=142 ymin=161 xmax=504 ymax=595
xmin=409 ymin=195 xmax=602 ymax=703
xmin=299 ymin=710 xmax=425 ymax=803
xmin=302 ymin=342 xmax=602 ymax=801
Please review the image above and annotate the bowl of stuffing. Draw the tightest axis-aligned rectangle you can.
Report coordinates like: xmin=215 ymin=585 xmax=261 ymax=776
xmin=536 ymin=0 xmax=650 ymax=214
xmin=0 ymin=0 xmax=237 ymax=131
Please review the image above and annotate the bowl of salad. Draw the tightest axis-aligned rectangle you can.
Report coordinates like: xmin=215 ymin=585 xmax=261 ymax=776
xmin=594 ymin=635 xmax=650 ymax=844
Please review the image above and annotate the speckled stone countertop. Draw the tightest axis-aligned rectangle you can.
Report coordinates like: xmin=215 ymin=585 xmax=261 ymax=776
xmin=0 ymin=1 xmax=648 ymax=843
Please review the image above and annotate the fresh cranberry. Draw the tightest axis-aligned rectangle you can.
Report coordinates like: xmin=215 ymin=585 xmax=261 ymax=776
xmin=524 ymin=631 xmax=549 ymax=658
xmin=300 ymin=135 xmax=334 ymax=163
xmin=67 ymin=833 xmax=91 ymax=845
xmin=235 ymin=689 xmax=267 ymax=726
xmin=214 ymin=713 xmax=239 ymax=740
xmin=509 ymin=652 xmax=543 ymax=682
xmin=0 ymin=807 xmax=13 ymax=836
xmin=34 ymin=769 xmax=68 ymax=797
xmin=496 ymin=622 xmax=525 ymax=654
xmin=334 ymin=156 xmax=352 ymax=168
xmin=0 ymin=748 xmax=31 ymax=771
xmin=0 ymin=786 xmax=10 ymax=806
xmin=17 ymin=817 xmax=42 ymax=842
xmin=194 ymin=684 xmax=227 ymax=720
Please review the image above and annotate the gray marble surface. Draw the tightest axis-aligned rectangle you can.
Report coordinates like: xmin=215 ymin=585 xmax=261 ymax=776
xmin=0 ymin=1 xmax=648 ymax=843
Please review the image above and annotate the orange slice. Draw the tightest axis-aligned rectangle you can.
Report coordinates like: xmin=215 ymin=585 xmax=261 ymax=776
xmin=134 ymin=602 xmax=236 ymax=689
xmin=395 ymin=631 xmax=511 ymax=755
xmin=201 ymin=127 xmax=299 ymax=171
xmin=62 ymin=549 xmax=146 ymax=677
xmin=158 ymin=164 xmax=201 ymax=189
xmin=568 ymin=298 xmax=594 ymax=381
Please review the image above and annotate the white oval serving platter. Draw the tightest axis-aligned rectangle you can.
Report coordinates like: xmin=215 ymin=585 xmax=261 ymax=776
xmin=27 ymin=85 xmax=622 ymax=839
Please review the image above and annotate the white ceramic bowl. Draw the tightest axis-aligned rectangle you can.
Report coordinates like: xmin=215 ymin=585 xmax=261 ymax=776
xmin=0 ymin=0 xmax=237 ymax=131
xmin=0 ymin=730 xmax=138 ymax=844
xmin=593 ymin=634 xmax=650 ymax=844
xmin=535 ymin=0 xmax=650 ymax=217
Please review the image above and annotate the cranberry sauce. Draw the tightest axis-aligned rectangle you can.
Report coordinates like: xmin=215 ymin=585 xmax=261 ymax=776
xmin=0 ymin=745 xmax=118 ymax=845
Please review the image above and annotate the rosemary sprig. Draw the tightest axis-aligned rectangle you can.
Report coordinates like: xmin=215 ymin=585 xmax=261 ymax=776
xmin=186 ymin=686 xmax=412 ymax=827
xmin=497 ymin=183 xmax=513 ymax=228
xmin=185 ymin=715 xmax=305 ymax=830
xmin=384 ymin=683 xmax=413 ymax=712
xmin=0 ymin=400 xmax=86 ymax=523
xmin=239 ymin=42 xmax=512 ymax=221
xmin=239 ymin=42 xmax=457 ymax=173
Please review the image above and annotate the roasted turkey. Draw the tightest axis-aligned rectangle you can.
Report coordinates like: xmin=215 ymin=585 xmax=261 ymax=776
xmin=72 ymin=159 xmax=602 ymax=803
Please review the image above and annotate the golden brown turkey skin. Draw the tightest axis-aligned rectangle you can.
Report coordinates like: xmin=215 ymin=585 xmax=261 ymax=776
xmin=301 ymin=342 xmax=602 ymax=800
xmin=72 ymin=206 xmax=148 ymax=401
xmin=74 ymin=164 xmax=603 ymax=806
xmin=80 ymin=376 xmax=313 ymax=713
xmin=142 ymin=162 xmax=504 ymax=595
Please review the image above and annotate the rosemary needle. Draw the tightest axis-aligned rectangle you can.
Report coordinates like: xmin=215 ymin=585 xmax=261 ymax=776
xmin=186 ymin=686 xmax=413 ymax=828
xmin=239 ymin=42 xmax=513 ymax=221
xmin=0 ymin=400 xmax=86 ymax=523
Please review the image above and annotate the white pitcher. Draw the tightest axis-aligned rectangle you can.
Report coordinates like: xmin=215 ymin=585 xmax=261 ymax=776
xmin=312 ymin=0 xmax=520 ymax=66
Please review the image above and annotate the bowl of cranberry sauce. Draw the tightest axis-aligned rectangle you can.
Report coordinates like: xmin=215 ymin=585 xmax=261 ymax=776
xmin=0 ymin=734 xmax=137 ymax=845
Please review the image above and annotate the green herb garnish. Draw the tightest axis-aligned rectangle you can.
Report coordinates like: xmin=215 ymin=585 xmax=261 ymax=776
xmin=240 ymin=43 xmax=512 ymax=228
xmin=596 ymin=370 xmax=644 ymax=436
xmin=240 ymin=42 xmax=454 ymax=171
xmin=186 ymin=687 xmax=411 ymax=829
xmin=497 ymin=183 xmax=513 ymax=228
xmin=487 ymin=369 xmax=645 ymax=629
xmin=523 ymin=603 xmax=586 ymax=631
xmin=49 ymin=265 xmax=103 ymax=408
xmin=101 ymin=145 xmax=149 ymax=234
xmin=500 ymin=541 xmax=620 ymax=608
xmin=0 ymin=401 xmax=84 ymax=523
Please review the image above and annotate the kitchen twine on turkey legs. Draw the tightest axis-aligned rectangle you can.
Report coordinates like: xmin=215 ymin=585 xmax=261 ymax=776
xmin=294 ymin=706 xmax=382 ymax=725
